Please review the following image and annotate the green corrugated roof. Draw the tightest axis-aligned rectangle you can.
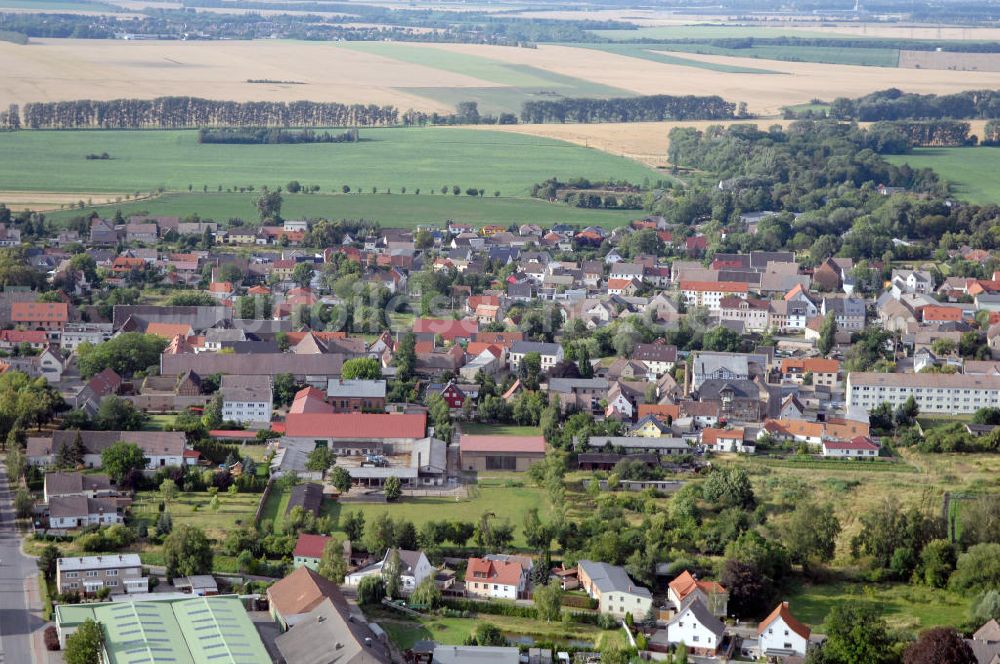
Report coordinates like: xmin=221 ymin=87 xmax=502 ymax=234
xmin=54 ymin=604 xmax=97 ymax=627
xmin=56 ymin=596 xmax=270 ymax=664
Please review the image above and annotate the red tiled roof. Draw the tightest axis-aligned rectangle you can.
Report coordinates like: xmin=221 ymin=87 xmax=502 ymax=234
xmin=208 ymin=430 xmax=261 ymax=440
xmin=289 ymin=387 xmax=333 ymax=415
xmin=780 ymin=358 xmax=840 ymax=374
xmin=701 ymin=428 xmax=744 ymax=444
xmin=466 ymin=557 xmax=524 ymax=586
xmin=284 ymin=413 xmax=426 ymax=439
xmin=0 ymin=329 xmax=48 ymax=344
xmin=921 ymin=305 xmax=964 ymax=322
xmin=294 ymin=533 xmax=332 ymax=560
xmin=758 ymin=602 xmax=810 ymax=640
xmin=11 ymin=302 xmax=68 ymax=323
xmin=459 ymin=435 xmax=545 ymax=454
xmin=823 ymin=436 xmax=879 ymax=451
xmin=413 ymin=318 xmax=479 ymax=340
xmin=680 ymin=281 xmax=748 ymax=293
xmin=669 ymin=570 xmax=726 ymax=601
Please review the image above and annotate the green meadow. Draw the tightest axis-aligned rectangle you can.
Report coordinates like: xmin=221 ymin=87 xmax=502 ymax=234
xmin=0 ymin=126 xmax=657 ymax=197
xmin=887 ymin=147 xmax=1000 ymax=204
xmin=42 ymin=191 xmax=641 ymax=227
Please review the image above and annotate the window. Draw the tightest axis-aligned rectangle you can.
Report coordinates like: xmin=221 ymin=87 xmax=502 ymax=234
xmin=86 ymin=571 xmax=99 ymax=577
xmin=107 ymin=570 xmax=118 ymax=577
xmin=693 ymin=636 xmax=700 ymax=643
xmin=66 ymin=572 xmax=79 ymax=578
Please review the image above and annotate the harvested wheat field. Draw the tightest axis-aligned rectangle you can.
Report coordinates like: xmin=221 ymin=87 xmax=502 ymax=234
xmin=424 ymin=44 xmax=1000 ymax=115
xmin=0 ymin=190 xmax=135 ymax=211
xmin=0 ymin=38 xmax=496 ymax=112
xmin=467 ymin=120 xmax=793 ymax=168
xmin=474 ymin=119 xmax=993 ymax=170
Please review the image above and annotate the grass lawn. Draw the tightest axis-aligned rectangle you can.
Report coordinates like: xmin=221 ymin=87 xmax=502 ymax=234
xmin=371 ymin=609 xmax=625 ymax=650
xmin=461 ymin=423 xmax=544 ymax=437
xmin=786 ymin=578 xmax=969 ymax=632
xmin=916 ymin=413 xmax=975 ymax=430
xmin=0 ymin=127 xmax=657 ymax=199
xmin=142 ymin=414 xmax=176 ymax=431
xmin=131 ymin=489 xmax=260 ymax=541
xmin=43 ymin=191 xmax=639 ymax=228
xmin=886 ymin=147 xmax=1000 ymax=204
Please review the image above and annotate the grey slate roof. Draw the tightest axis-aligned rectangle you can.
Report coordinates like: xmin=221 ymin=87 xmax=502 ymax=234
xmin=326 ymin=379 xmax=387 ymax=399
xmin=220 ymin=374 xmax=272 ymax=403
xmin=577 ymin=560 xmax=651 ymax=598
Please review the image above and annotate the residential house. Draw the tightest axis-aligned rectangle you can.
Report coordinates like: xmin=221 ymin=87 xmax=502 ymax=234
xmin=274 ymin=595 xmax=392 ymax=664
xmin=821 ymin=296 xmax=866 ymax=331
xmin=813 ymin=257 xmax=846 ymax=292
xmin=74 ymin=367 xmax=122 ymax=416
xmin=60 ymin=322 xmax=113 ymax=351
xmin=508 ymin=341 xmax=563 ymax=373
xmin=631 ymin=344 xmax=677 ymax=376
xmin=577 ymin=560 xmax=652 ymax=619
xmin=667 ymin=571 xmax=728 ymax=617
xmin=12 ymin=301 xmax=69 ymax=333
xmin=663 ymin=599 xmax=726 ymax=657
xmin=43 ymin=472 xmax=114 ymax=503
xmin=28 ymin=430 xmax=191 ymax=469
xmin=125 ymin=223 xmax=158 ymax=243
xmin=822 ymin=436 xmax=880 ymax=459
xmin=465 ymin=557 xmax=527 ymax=600
xmin=0 ymin=329 xmax=48 ymax=351
xmin=757 ymin=602 xmax=811 ymax=658
xmin=326 ymin=379 xmax=387 ymax=413
xmin=459 ymin=435 xmax=545 ymax=472
xmin=547 ymin=377 xmax=608 ymax=414
xmin=680 ymin=281 xmax=749 ymax=311
xmin=425 ymin=381 xmax=467 ymax=410
xmin=779 ymin=358 xmax=840 ymax=389
xmin=345 ymin=549 xmax=434 ymax=594
xmin=719 ymin=297 xmax=770 ymax=332
xmin=702 ymin=428 xmax=754 ymax=454
xmin=56 ymin=554 xmax=148 ymax=596
xmin=292 ymin=533 xmax=332 ymax=570
xmin=48 ymin=495 xmax=125 ymax=529
xmin=220 ymin=375 xmax=273 ymax=426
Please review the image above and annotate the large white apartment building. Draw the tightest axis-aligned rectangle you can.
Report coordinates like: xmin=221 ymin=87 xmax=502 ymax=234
xmin=679 ymin=281 xmax=749 ymax=311
xmin=846 ymin=372 xmax=1000 ymax=414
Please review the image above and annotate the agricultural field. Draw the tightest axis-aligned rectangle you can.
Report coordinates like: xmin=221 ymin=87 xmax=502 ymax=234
xmin=41 ymin=191 xmax=641 ymax=228
xmin=887 ymin=147 xmax=1000 ymax=204
xmin=0 ymin=125 xmax=657 ymax=199
xmin=641 ymin=43 xmax=902 ymax=68
xmin=6 ymin=38 xmax=1000 ymax=119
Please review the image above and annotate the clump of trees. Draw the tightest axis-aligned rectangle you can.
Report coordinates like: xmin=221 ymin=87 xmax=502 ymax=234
xmin=521 ymin=94 xmax=739 ymax=124
xmin=197 ymin=127 xmax=359 ymax=144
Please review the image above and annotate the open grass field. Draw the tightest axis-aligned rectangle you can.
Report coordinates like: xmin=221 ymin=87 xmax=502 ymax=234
xmin=0 ymin=127 xmax=656 ymax=199
xmin=131 ymin=490 xmax=260 ymax=540
xmin=786 ymin=578 xmax=969 ymax=632
xmin=41 ymin=191 xmax=641 ymax=227
xmin=887 ymin=147 xmax=1000 ymax=204
xmin=372 ymin=609 xmax=627 ymax=650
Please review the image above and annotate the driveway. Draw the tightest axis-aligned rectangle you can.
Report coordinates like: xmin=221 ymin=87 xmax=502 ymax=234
xmin=0 ymin=462 xmax=43 ymax=664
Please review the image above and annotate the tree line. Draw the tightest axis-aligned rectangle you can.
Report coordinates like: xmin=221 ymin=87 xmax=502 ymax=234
xmin=828 ymin=88 xmax=1000 ymax=122
xmin=632 ymin=35 xmax=1000 ymax=53
xmin=872 ymin=120 xmax=975 ymax=147
xmin=520 ymin=94 xmax=741 ymax=124
xmin=19 ymin=98 xmax=399 ymax=129
xmin=196 ymin=127 xmax=360 ymax=144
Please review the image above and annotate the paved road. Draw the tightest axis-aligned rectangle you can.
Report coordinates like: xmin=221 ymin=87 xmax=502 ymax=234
xmin=0 ymin=462 xmax=41 ymax=664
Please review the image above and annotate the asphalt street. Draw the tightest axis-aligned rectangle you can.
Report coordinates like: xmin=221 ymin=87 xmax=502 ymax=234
xmin=0 ymin=462 xmax=41 ymax=664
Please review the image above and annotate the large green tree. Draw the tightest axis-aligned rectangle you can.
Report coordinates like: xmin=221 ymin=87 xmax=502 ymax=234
xmin=340 ymin=358 xmax=382 ymax=381
xmin=77 ymin=333 xmax=167 ymax=379
xmin=823 ymin=601 xmax=896 ymax=664
xmin=162 ymin=525 xmax=213 ymax=578
xmin=783 ymin=502 xmax=841 ymax=572
xmin=100 ymin=442 xmax=147 ymax=486
xmin=64 ymin=618 xmax=103 ymax=664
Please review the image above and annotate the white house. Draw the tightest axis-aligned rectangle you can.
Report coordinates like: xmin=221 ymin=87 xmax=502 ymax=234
xmin=465 ymin=556 xmax=527 ymax=600
xmin=577 ymin=560 xmax=652 ymax=619
xmin=508 ymin=342 xmax=563 ymax=373
xmin=679 ymin=281 xmax=748 ymax=311
xmin=664 ymin=599 xmax=726 ymax=656
xmin=821 ymin=436 xmax=880 ymax=459
xmin=757 ymin=602 xmax=811 ymax=658
xmin=48 ymin=495 xmax=124 ymax=530
xmin=344 ymin=549 xmax=434 ymax=594
xmin=220 ymin=375 xmax=273 ymax=426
